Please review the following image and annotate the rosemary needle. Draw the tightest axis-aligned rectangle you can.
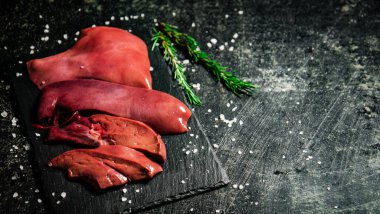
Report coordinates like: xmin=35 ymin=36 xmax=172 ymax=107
xmin=152 ymin=29 xmax=202 ymax=106
xmin=157 ymin=22 xmax=259 ymax=97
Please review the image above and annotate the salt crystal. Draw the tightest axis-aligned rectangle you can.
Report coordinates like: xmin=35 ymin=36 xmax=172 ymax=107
xmin=228 ymin=46 xmax=234 ymax=51
xmin=207 ymin=43 xmax=212 ymax=48
xmin=191 ymin=22 xmax=195 ymax=27
xmin=232 ymin=106 xmax=237 ymax=112
xmin=12 ymin=133 xmax=16 ymax=138
xmin=327 ymin=187 xmax=331 ymax=190
xmin=18 ymin=61 xmax=23 ymax=64
xmin=121 ymin=197 xmax=127 ymax=202
xmin=57 ymin=40 xmax=62 ymax=44
xmin=63 ymin=34 xmax=68 ymax=40
xmin=75 ymin=31 xmax=80 ymax=36
xmin=181 ymin=180 xmax=186 ymax=184
xmin=238 ymin=10 xmax=244 ymax=15
xmin=239 ymin=120 xmax=243 ymax=125
xmin=35 ymin=189 xmax=40 ymax=193
xmin=208 ymin=109 xmax=212 ymax=113
xmin=298 ymin=120 xmax=301 ymax=124
xmin=193 ymin=149 xmax=198 ymax=153
xmin=225 ymin=14 xmax=229 ymax=18
xmin=135 ymin=189 xmax=140 ymax=193
xmin=44 ymin=29 xmax=49 ymax=33
xmin=254 ymin=202 xmax=258 ymax=205
xmin=183 ymin=59 xmax=190 ymax=64
xmin=249 ymin=150 xmax=253 ymax=154
xmin=213 ymin=144 xmax=219 ymax=149
xmin=190 ymin=133 xmax=194 ymax=137
xmin=282 ymin=155 xmax=286 ymax=159
xmin=172 ymin=12 xmax=176 ymax=16
xmin=238 ymin=185 xmax=244 ymax=189
xmin=216 ymin=210 xmax=221 ymax=213
xmin=190 ymin=208 xmax=194 ymax=212
xmin=13 ymin=192 xmax=18 ymax=198
xmin=37 ymin=198 xmax=42 ymax=203
xmin=232 ymin=184 xmax=238 ymax=188
xmin=30 ymin=45 xmax=35 ymax=50
xmin=61 ymin=192 xmax=66 ymax=198
xmin=238 ymin=150 xmax=242 ymax=154
xmin=226 ymin=103 xmax=230 ymax=107
xmin=185 ymin=150 xmax=190 ymax=155
xmin=210 ymin=38 xmax=217 ymax=44
xmin=334 ymin=206 xmax=338 ymax=209
xmin=214 ymin=125 xmax=218 ymax=128
xmin=110 ymin=16 xmax=115 ymax=20
xmin=219 ymin=45 xmax=225 ymax=51
xmin=19 ymin=165 xmax=24 ymax=170
xmin=57 ymin=200 xmax=61 ymax=204
xmin=128 ymin=200 xmax=132 ymax=204
xmin=233 ymin=33 xmax=239 ymax=39
xmin=231 ymin=137 xmax=235 ymax=142
xmin=231 ymin=39 xmax=235 ymax=43
xmin=1 ymin=111 xmax=7 ymax=117
xmin=45 ymin=24 xmax=49 ymax=29
xmin=299 ymin=131 xmax=304 ymax=135
xmin=317 ymin=161 xmax=322 ymax=165
xmin=105 ymin=21 xmax=110 ymax=25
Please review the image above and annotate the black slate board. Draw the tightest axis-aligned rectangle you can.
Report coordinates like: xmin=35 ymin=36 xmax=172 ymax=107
xmin=9 ymin=27 xmax=229 ymax=214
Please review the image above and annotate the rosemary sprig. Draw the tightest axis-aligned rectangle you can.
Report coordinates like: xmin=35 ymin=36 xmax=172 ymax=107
xmin=157 ymin=22 xmax=259 ymax=97
xmin=152 ymin=29 xmax=202 ymax=106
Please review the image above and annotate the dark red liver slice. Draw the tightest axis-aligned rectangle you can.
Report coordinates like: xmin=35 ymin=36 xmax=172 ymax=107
xmin=47 ymin=113 xmax=166 ymax=162
xmin=27 ymin=26 xmax=152 ymax=89
xmin=38 ymin=79 xmax=192 ymax=134
xmin=48 ymin=145 xmax=163 ymax=189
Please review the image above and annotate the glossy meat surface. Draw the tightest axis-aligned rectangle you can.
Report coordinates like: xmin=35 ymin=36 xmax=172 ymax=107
xmin=27 ymin=26 xmax=152 ymax=89
xmin=47 ymin=113 xmax=166 ymax=162
xmin=49 ymin=145 xmax=163 ymax=189
xmin=38 ymin=79 xmax=192 ymax=134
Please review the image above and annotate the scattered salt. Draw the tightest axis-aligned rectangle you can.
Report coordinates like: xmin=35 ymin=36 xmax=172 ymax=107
xmin=172 ymin=12 xmax=176 ymax=16
xmin=110 ymin=16 xmax=115 ymax=20
xmin=249 ymin=150 xmax=253 ymax=154
xmin=238 ymin=150 xmax=242 ymax=154
xmin=13 ymin=192 xmax=18 ymax=198
xmin=282 ymin=155 xmax=286 ymax=159
xmin=219 ymin=45 xmax=225 ymax=51
xmin=232 ymin=184 xmax=238 ymax=188
xmin=233 ymin=33 xmax=239 ymax=39
xmin=216 ymin=209 xmax=221 ymax=213
xmin=128 ymin=200 xmax=132 ymax=204
xmin=228 ymin=46 xmax=234 ymax=51
xmin=181 ymin=180 xmax=186 ymax=184
xmin=231 ymin=39 xmax=235 ymax=43
xmin=12 ymin=133 xmax=16 ymax=138
xmin=193 ymin=149 xmax=198 ymax=154
xmin=208 ymin=109 xmax=212 ymax=113
xmin=57 ymin=40 xmax=62 ymax=44
xmin=238 ymin=185 xmax=244 ymax=189
xmin=37 ymin=198 xmax=42 ymax=203
xmin=61 ymin=192 xmax=66 ymax=198
xmin=225 ymin=14 xmax=229 ymax=18
xmin=185 ymin=150 xmax=190 ymax=155
xmin=238 ymin=10 xmax=244 ymax=15
xmin=191 ymin=22 xmax=196 ymax=27
xmin=213 ymin=144 xmax=219 ymax=149
xmin=232 ymin=106 xmax=237 ymax=112
xmin=19 ymin=165 xmax=24 ymax=170
xmin=63 ymin=34 xmax=68 ymax=40
xmin=317 ymin=161 xmax=322 ymax=165
xmin=135 ymin=189 xmax=140 ymax=193
xmin=1 ymin=111 xmax=7 ymax=117
xmin=231 ymin=137 xmax=236 ymax=142
xmin=327 ymin=187 xmax=331 ymax=191
xmin=210 ymin=38 xmax=217 ymax=44
xmin=105 ymin=21 xmax=110 ymax=25
xmin=299 ymin=131 xmax=304 ymax=135
xmin=207 ymin=43 xmax=212 ymax=48
xmin=121 ymin=197 xmax=127 ymax=202
xmin=57 ymin=200 xmax=61 ymax=204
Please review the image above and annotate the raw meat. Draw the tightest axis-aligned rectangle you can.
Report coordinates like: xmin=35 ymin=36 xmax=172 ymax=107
xmin=38 ymin=79 xmax=192 ymax=134
xmin=49 ymin=145 xmax=163 ymax=189
xmin=46 ymin=112 xmax=166 ymax=162
xmin=27 ymin=26 xmax=152 ymax=89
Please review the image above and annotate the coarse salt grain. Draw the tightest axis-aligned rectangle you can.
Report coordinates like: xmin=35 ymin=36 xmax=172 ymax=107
xmin=233 ymin=33 xmax=239 ymax=39
xmin=63 ymin=34 xmax=68 ymax=40
xmin=317 ymin=161 xmax=322 ymax=164
xmin=61 ymin=192 xmax=66 ymax=198
xmin=254 ymin=202 xmax=258 ymax=205
xmin=181 ymin=180 xmax=186 ymax=184
xmin=219 ymin=45 xmax=225 ymax=51
xmin=208 ymin=109 xmax=212 ymax=113
xmin=193 ymin=149 xmax=198 ymax=153
xmin=13 ymin=192 xmax=18 ymax=198
xmin=121 ymin=197 xmax=127 ymax=202
xmin=128 ymin=200 xmax=132 ymax=204
xmin=12 ymin=133 xmax=16 ymax=138
xmin=191 ymin=22 xmax=196 ymax=27
xmin=45 ymin=24 xmax=49 ymax=29
xmin=238 ymin=185 xmax=244 ymax=189
xmin=37 ymin=198 xmax=42 ymax=203
xmin=232 ymin=184 xmax=238 ymax=188
xmin=57 ymin=40 xmax=62 ymax=44
xmin=228 ymin=46 xmax=234 ymax=51
xmin=185 ymin=150 xmax=190 ymax=155
xmin=226 ymin=103 xmax=230 ymax=107
xmin=19 ymin=165 xmax=24 ymax=170
xmin=183 ymin=59 xmax=190 ymax=64
xmin=122 ymin=188 xmax=127 ymax=193
xmin=172 ymin=12 xmax=176 ymax=16
xmin=238 ymin=10 xmax=244 ymax=15
xmin=213 ymin=144 xmax=219 ymax=149
xmin=238 ymin=150 xmax=242 ymax=154
xmin=57 ymin=200 xmax=61 ymax=204
xmin=110 ymin=16 xmax=115 ymax=20
xmin=249 ymin=150 xmax=253 ymax=154
xmin=225 ymin=14 xmax=229 ymax=18
xmin=216 ymin=209 xmax=221 ymax=213
xmin=232 ymin=106 xmax=237 ymax=112
xmin=207 ymin=43 xmax=212 ymax=48
xmin=1 ymin=111 xmax=8 ymax=117
xmin=105 ymin=21 xmax=110 ymax=25
xmin=150 ymin=66 xmax=154 ymax=71
xmin=135 ymin=189 xmax=140 ymax=193
xmin=231 ymin=39 xmax=235 ymax=43
xmin=210 ymin=38 xmax=217 ymax=44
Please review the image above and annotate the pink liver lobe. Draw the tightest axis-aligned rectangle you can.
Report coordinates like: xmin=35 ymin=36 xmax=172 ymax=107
xmin=27 ymin=26 xmax=152 ymax=89
xmin=38 ymin=79 xmax=192 ymax=134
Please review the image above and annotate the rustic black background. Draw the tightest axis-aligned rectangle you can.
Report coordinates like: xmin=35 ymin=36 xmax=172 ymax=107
xmin=1 ymin=0 xmax=379 ymax=213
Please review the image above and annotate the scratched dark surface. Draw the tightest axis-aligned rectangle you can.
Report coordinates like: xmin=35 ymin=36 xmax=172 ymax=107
xmin=1 ymin=0 xmax=379 ymax=213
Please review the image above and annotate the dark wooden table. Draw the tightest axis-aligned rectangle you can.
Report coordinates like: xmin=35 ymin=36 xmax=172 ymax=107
xmin=1 ymin=0 xmax=379 ymax=213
